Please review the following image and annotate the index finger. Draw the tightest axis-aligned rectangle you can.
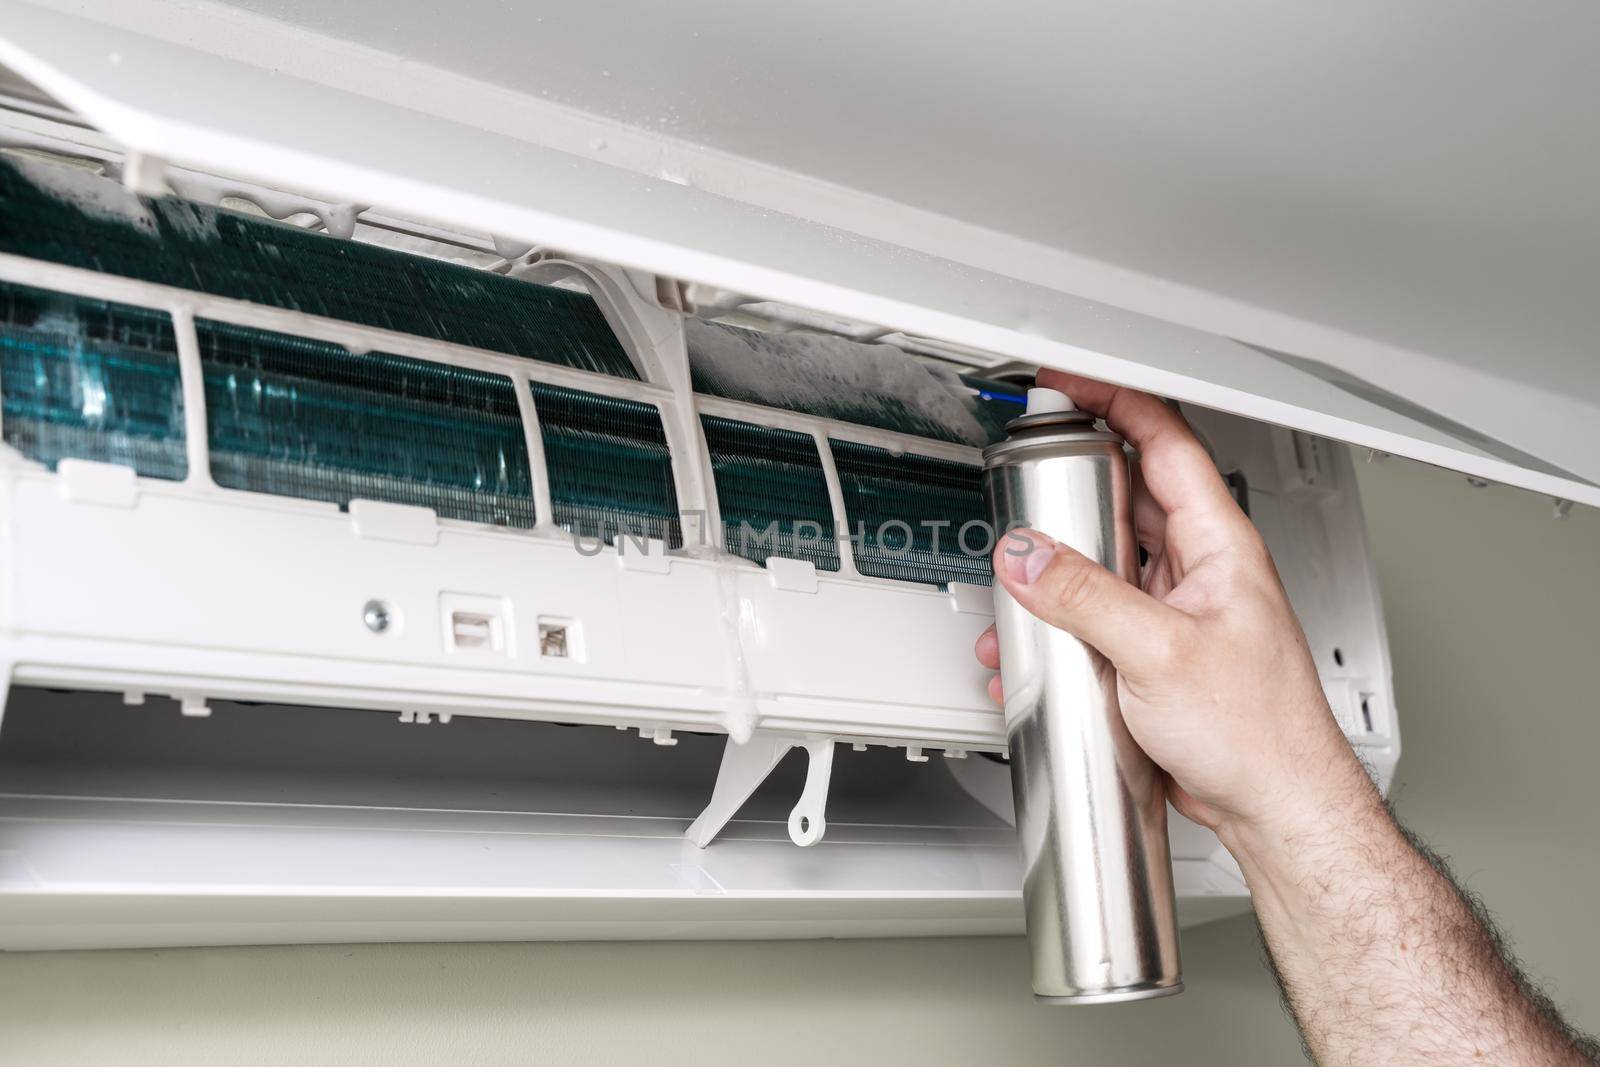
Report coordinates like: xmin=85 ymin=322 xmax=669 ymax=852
xmin=1035 ymin=369 xmax=1246 ymax=534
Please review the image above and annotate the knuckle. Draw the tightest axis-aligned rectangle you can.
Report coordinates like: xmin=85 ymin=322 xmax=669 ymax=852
xmin=1236 ymin=527 xmax=1274 ymax=570
xmin=1146 ymin=619 xmax=1195 ymax=675
xmin=1048 ymin=557 xmax=1102 ymax=615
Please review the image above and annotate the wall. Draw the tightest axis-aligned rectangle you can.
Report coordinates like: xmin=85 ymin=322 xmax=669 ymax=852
xmin=0 ymin=456 xmax=1594 ymax=1066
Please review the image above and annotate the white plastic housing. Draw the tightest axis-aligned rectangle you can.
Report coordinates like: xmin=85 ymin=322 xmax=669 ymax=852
xmin=0 ymin=257 xmax=1396 ymax=946
xmin=0 ymin=135 xmax=1396 ymax=950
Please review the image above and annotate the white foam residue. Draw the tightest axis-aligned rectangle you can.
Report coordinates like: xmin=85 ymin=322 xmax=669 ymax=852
xmin=12 ymin=155 xmax=219 ymax=243
xmin=320 ymin=203 xmax=364 ymax=240
xmin=166 ymin=171 xmax=325 ymax=226
xmin=157 ymin=199 xmax=220 ymax=242
xmin=684 ymin=318 xmax=991 ymax=446
xmin=10 ymin=154 xmax=157 ymax=233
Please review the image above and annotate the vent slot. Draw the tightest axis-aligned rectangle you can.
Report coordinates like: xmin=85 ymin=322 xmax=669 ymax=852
xmin=538 ymin=616 xmax=581 ymax=660
xmin=199 ymin=319 xmax=534 ymax=527
xmin=531 ymin=381 xmax=681 ymax=548
xmin=701 ymin=414 xmax=839 ymax=572
xmin=450 ymin=611 xmax=499 ymax=651
xmin=830 ymin=439 xmax=991 ymax=588
xmin=0 ymin=154 xmax=638 ymax=378
xmin=0 ymin=279 xmax=186 ymax=480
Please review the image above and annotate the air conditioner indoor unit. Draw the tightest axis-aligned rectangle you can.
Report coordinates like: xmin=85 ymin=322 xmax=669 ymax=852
xmin=0 ymin=5 xmax=1592 ymax=951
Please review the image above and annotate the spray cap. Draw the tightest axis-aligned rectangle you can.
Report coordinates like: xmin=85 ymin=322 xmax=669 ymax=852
xmin=986 ymin=384 xmax=1098 ymax=454
xmin=1026 ymin=387 xmax=1076 ymax=415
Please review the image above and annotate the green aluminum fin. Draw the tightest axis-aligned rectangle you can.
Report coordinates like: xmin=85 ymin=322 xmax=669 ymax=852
xmin=830 ymin=438 xmax=993 ymax=587
xmin=0 ymin=278 xmax=186 ymax=479
xmin=0 ymin=153 xmax=638 ymax=378
xmin=200 ymin=319 xmax=535 ymax=527
xmin=701 ymin=414 xmax=840 ymax=571
xmin=532 ymin=380 xmax=682 ymax=549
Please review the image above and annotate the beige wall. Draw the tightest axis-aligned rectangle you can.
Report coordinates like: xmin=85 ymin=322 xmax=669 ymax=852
xmin=1 ymin=456 xmax=1595 ymax=1066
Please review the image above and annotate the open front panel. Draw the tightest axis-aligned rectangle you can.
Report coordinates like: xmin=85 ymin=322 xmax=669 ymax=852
xmin=1 ymin=3 xmax=1592 ymax=505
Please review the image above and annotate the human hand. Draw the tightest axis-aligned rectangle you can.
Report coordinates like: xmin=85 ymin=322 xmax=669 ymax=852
xmin=975 ymin=370 xmax=1371 ymax=840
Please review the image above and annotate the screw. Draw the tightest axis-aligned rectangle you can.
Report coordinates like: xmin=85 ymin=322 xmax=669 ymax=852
xmin=363 ymin=599 xmax=392 ymax=633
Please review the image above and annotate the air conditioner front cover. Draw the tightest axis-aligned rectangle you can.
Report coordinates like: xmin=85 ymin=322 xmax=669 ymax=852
xmin=0 ymin=1 xmax=1595 ymax=508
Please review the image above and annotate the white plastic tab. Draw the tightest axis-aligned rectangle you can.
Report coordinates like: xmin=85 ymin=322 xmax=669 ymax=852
xmin=120 ymin=150 xmax=169 ymax=197
xmin=57 ymin=460 xmax=138 ymax=508
xmin=349 ymin=499 xmax=438 ymax=546
xmin=946 ymin=581 xmax=994 ymax=615
xmin=617 ymin=540 xmax=672 ymax=574
xmin=766 ymin=557 xmax=819 ymax=594
xmin=642 ymin=725 xmax=678 ymax=747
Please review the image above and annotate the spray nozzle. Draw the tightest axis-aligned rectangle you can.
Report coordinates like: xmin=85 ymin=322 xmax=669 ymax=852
xmin=1025 ymin=387 xmax=1075 ymax=416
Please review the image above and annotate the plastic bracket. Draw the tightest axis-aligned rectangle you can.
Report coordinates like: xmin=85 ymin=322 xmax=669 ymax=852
xmin=686 ymin=730 xmax=834 ymax=849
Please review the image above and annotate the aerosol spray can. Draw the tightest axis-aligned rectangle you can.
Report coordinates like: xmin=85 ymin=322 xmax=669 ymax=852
xmin=982 ymin=386 xmax=1183 ymax=1004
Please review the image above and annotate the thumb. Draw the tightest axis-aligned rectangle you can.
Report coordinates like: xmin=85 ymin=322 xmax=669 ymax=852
xmin=992 ymin=528 xmax=1188 ymax=672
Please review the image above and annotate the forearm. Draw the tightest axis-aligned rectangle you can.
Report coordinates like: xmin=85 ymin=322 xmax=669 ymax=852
xmin=1221 ymin=757 xmax=1596 ymax=1065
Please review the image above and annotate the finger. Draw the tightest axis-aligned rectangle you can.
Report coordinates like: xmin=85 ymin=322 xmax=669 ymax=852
xmin=1130 ymin=459 xmax=1166 ymax=553
xmin=1143 ymin=546 xmax=1179 ymax=601
xmin=974 ymin=625 xmax=1000 ymax=670
xmin=987 ymin=674 xmax=1004 ymax=706
xmin=1036 ymin=370 xmax=1247 ymax=541
xmin=993 ymin=528 xmax=1191 ymax=671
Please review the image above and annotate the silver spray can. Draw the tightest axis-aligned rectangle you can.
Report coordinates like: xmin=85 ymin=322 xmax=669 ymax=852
xmin=982 ymin=386 xmax=1183 ymax=1004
